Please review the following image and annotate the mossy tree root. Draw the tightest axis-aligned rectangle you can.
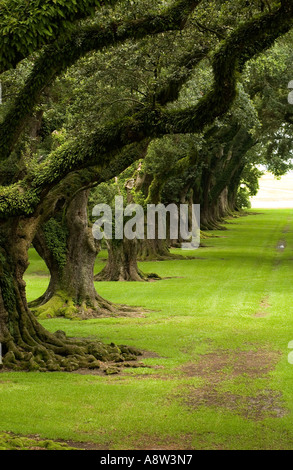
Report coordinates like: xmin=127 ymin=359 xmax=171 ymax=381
xmin=3 ymin=331 xmax=142 ymax=373
xmin=94 ymin=265 xmax=147 ymax=283
xmin=0 ymin=267 xmax=142 ymax=372
xmin=1 ymin=307 xmax=141 ymax=372
xmin=137 ymin=239 xmax=186 ymax=262
xmin=29 ymin=290 xmax=145 ymax=319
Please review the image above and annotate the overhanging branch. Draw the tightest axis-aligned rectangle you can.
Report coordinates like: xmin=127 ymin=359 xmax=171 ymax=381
xmin=0 ymin=0 xmax=202 ymax=162
xmin=1 ymin=2 xmax=293 ymax=217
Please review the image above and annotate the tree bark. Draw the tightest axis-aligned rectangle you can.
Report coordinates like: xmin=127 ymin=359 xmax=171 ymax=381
xmin=199 ymin=168 xmax=226 ymax=231
xmin=30 ymin=190 xmax=141 ymax=317
xmin=138 ymin=238 xmax=176 ymax=261
xmin=95 ymin=238 xmax=149 ymax=282
xmin=0 ymin=216 xmax=140 ymax=371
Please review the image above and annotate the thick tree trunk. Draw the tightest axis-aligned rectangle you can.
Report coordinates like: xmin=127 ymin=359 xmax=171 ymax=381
xmin=198 ymin=168 xmax=223 ymax=231
xmin=138 ymin=238 xmax=176 ymax=261
xmin=94 ymin=230 xmax=181 ymax=281
xmin=95 ymin=170 xmax=161 ymax=281
xmin=30 ymin=191 xmax=141 ymax=318
xmin=200 ymin=201 xmax=226 ymax=231
xmin=199 ymin=167 xmax=230 ymax=231
xmin=228 ymin=163 xmax=246 ymax=212
xmin=137 ymin=215 xmax=186 ymax=261
xmin=95 ymin=238 xmax=149 ymax=282
xmin=0 ymin=217 xmax=140 ymax=372
xmin=217 ymin=188 xmax=230 ymax=218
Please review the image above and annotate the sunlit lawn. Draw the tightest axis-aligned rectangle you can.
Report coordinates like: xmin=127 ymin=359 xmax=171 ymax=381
xmin=1 ymin=209 xmax=293 ymax=449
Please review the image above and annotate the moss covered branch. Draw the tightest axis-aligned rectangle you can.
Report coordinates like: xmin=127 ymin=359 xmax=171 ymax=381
xmin=1 ymin=2 xmax=293 ymax=218
xmin=0 ymin=0 xmax=202 ymax=162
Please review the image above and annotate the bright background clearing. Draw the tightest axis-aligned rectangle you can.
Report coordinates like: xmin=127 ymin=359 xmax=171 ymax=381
xmin=251 ymin=171 xmax=293 ymax=209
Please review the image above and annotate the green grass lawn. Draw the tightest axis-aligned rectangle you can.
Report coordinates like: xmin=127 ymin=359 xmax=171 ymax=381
xmin=1 ymin=209 xmax=293 ymax=450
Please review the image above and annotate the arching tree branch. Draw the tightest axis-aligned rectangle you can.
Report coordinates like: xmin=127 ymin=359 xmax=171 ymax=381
xmin=0 ymin=0 xmax=202 ymax=162
xmin=1 ymin=1 xmax=293 ymax=217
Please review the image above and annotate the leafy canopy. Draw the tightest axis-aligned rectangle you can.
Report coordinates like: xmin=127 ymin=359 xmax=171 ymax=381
xmin=0 ymin=0 xmax=117 ymax=71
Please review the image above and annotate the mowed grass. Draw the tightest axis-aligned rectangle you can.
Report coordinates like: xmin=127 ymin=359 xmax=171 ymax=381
xmin=1 ymin=209 xmax=293 ymax=449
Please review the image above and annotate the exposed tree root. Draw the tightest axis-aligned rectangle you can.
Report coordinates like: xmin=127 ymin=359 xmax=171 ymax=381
xmin=1 ymin=309 xmax=143 ymax=373
xmin=29 ymin=290 xmax=146 ymax=319
xmin=95 ymin=266 xmax=147 ymax=282
xmin=2 ymin=334 xmax=142 ymax=373
xmin=94 ymin=268 xmax=161 ymax=282
xmin=138 ymin=252 xmax=187 ymax=262
xmin=0 ymin=276 xmax=143 ymax=372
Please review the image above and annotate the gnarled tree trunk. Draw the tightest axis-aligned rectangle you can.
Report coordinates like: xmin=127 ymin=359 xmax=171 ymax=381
xmin=30 ymin=190 xmax=141 ymax=318
xmin=95 ymin=172 xmax=160 ymax=281
xmin=0 ymin=216 xmax=140 ymax=372
xmin=95 ymin=238 xmax=148 ymax=282
xmin=137 ymin=238 xmax=176 ymax=261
